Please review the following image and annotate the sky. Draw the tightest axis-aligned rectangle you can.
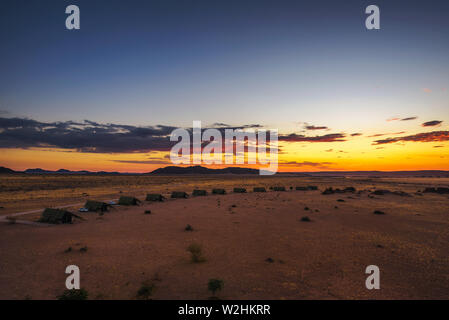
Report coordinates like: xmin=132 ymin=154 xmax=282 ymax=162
xmin=0 ymin=0 xmax=448 ymax=172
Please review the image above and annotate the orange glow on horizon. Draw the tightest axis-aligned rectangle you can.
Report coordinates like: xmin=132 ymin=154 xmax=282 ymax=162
xmin=1 ymin=135 xmax=449 ymax=173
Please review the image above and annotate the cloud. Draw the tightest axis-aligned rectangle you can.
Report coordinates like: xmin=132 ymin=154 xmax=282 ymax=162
xmin=422 ymin=88 xmax=432 ymax=93
xmin=111 ymin=159 xmax=171 ymax=165
xmin=280 ymin=161 xmax=334 ymax=167
xmin=373 ymin=131 xmax=449 ymax=145
xmin=0 ymin=110 xmax=9 ymax=115
xmin=351 ymin=133 xmax=362 ymax=136
xmin=368 ymin=133 xmax=385 ymax=138
xmin=279 ymin=133 xmax=346 ymax=143
xmin=368 ymin=131 xmax=405 ymax=138
xmin=387 ymin=116 xmax=417 ymax=122
xmin=0 ymin=117 xmax=177 ymax=153
xmin=211 ymin=123 xmax=230 ymax=127
xmin=304 ymin=125 xmax=328 ymax=131
xmin=422 ymin=120 xmax=443 ymax=127
xmin=0 ymin=117 xmax=272 ymax=154
xmin=400 ymin=117 xmax=417 ymax=121
xmin=386 ymin=117 xmax=400 ymax=122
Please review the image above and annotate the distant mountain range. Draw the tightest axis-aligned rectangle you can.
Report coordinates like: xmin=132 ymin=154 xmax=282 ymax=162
xmin=1 ymin=165 xmax=449 ymax=177
xmin=149 ymin=165 xmax=260 ymax=175
xmin=0 ymin=167 xmax=124 ymax=175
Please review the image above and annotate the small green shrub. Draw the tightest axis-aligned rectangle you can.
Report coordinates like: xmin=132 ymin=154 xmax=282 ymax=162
xmin=208 ymin=279 xmax=224 ymax=296
xmin=137 ymin=282 xmax=155 ymax=299
xmin=187 ymin=243 xmax=205 ymax=263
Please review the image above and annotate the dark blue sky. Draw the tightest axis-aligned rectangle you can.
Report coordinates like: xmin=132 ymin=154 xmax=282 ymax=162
xmin=1 ymin=0 xmax=448 ymax=129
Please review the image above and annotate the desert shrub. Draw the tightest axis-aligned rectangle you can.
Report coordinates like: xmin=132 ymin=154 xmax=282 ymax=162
xmin=300 ymin=216 xmax=311 ymax=222
xmin=57 ymin=288 xmax=88 ymax=300
xmin=64 ymin=247 xmax=72 ymax=253
xmin=137 ymin=282 xmax=155 ymax=299
xmin=187 ymin=243 xmax=205 ymax=263
xmin=373 ymin=210 xmax=385 ymax=215
xmin=185 ymin=224 xmax=194 ymax=231
xmin=208 ymin=279 xmax=224 ymax=296
xmin=79 ymin=246 xmax=88 ymax=252
xmin=144 ymin=210 xmax=151 ymax=215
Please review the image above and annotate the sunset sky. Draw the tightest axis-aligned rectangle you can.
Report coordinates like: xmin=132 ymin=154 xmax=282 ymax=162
xmin=1 ymin=0 xmax=448 ymax=172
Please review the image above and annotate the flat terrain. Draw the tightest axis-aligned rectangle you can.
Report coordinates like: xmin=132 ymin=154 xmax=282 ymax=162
xmin=0 ymin=175 xmax=448 ymax=299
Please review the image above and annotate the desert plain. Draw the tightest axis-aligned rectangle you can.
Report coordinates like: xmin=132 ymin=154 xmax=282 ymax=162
xmin=0 ymin=174 xmax=448 ymax=300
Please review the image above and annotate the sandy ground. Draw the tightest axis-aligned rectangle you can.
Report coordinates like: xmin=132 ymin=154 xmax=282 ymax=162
xmin=0 ymin=176 xmax=449 ymax=300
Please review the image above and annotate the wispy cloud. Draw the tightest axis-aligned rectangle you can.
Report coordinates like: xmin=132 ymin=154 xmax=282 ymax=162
xmin=422 ymin=88 xmax=432 ymax=93
xmin=304 ymin=125 xmax=328 ymax=131
xmin=111 ymin=159 xmax=171 ymax=164
xmin=387 ymin=116 xmax=418 ymax=122
xmin=401 ymin=117 xmax=417 ymax=121
xmin=279 ymin=133 xmax=346 ymax=143
xmin=280 ymin=161 xmax=334 ymax=168
xmin=373 ymin=131 xmax=449 ymax=145
xmin=422 ymin=120 xmax=443 ymax=127
xmin=386 ymin=117 xmax=400 ymax=122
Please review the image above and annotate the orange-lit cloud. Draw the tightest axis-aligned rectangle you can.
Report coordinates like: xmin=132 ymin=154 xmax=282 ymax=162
xmin=373 ymin=131 xmax=449 ymax=145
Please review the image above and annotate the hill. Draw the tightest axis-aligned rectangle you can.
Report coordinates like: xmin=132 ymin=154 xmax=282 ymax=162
xmin=149 ymin=165 xmax=260 ymax=175
xmin=0 ymin=166 xmax=15 ymax=174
